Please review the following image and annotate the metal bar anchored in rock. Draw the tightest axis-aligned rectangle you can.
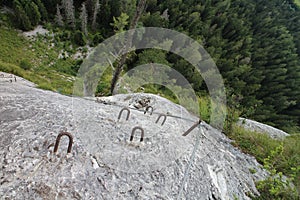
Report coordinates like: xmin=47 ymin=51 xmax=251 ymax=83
xmin=144 ymin=106 xmax=153 ymax=115
xmin=53 ymin=132 xmax=73 ymax=153
xmin=118 ymin=107 xmax=130 ymax=121
xmin=182 ymin=119 xmax=201 ymax=136
xmin=130 ymin=126 xmax=144 ymax=142
xmin=155 ymin=114 xmax=167 ymax=126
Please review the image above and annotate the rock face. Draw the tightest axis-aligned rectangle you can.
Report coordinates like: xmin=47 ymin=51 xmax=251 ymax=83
xmin=237 ymin=117 xmax=289 ymax=139
xmin=0 ymin=74 xmax=267 ymax=199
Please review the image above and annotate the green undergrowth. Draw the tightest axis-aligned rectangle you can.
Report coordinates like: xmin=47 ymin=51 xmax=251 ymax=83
xmin=228 ymin=125 xmax=300 ymax=199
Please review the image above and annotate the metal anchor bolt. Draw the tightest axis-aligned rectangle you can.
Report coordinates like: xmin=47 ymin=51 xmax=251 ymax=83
xmin=118 ymin=107 xmax=130 ymax=121
xmin=130 ymin=126 xmax=144 ymax=142
xmin=53 ymin=132 xmax=73 ymax=153
xmin=144 ymin=106 xmax=153 ymax=115
xmin=155 ymin=114 xmax=167 ymax=126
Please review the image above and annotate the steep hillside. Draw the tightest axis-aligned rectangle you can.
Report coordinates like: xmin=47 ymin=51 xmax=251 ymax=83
xmin=0 ymin=27 xmax=76 ymax=94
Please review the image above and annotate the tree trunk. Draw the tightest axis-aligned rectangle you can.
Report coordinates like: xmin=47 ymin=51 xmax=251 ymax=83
xmin=110 ymin=0 xmax=147 ymax=94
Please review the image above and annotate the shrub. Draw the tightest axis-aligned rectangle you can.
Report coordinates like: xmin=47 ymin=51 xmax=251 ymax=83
xmin=91 ymin=33 xmax=104 ymax=46
xmin=72 ymin=30 xmax=86 ymax=46
xmin=20 ymin=60 xmax=31 ymax=70
xmin=228 ymin=126 xmax=300 ymax=199
xmin=253 ymin=145 xmax=299 ymax=200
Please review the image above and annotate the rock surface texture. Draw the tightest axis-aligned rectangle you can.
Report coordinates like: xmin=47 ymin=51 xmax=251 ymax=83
xmin=238 ymin=117 xmax=289 ymax=139
xmin=0 ymin=73 xmax=267 ymax=199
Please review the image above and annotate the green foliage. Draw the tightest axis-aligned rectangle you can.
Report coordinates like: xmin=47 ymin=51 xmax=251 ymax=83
xmin=13 ymin=0 xmax=32 ymax=30
xmin=141 ymin=12 xmax=168 ymax=27
xmin=9 ymin=0 xmax=47 ymax=30
xmin=25 ymin=2 xmax=41 ymax=26
xmin=95 ymin=67 xmax=113 ymax=96
xmin=20 ymin=60 xmax=31 ymax=70
xmin=294 ymin=0 xmax=300 ymax=7
xmin=134 ymin=49 xmax=171 ymax=67
xmin=0 ymin=28 xmax=36 ymax=65
xmin=159 ymin=0 xmax=300 ymax=132
xmin=198 ymin=96 xmax=211 ymax=122
xmin=249 ymin=168 xmax=257 ymax=174
xmin=0 ymin=27 xmax=75 ymax=94
xmin=228 ymin=125 xmax=300 ymax=199
xmin=0 ymin=60 xmax=73 ymax=94
xmin=253 ymin=144 xmax=300 ymax=200
xmin=110 ymin=13 xmax=129 ymax=33
xmin=50 ymin=58 xmax=78 ymax=76
xmin=72 ymin=30 xmax=86 ymax=46
xmin=91 ymin=33 xmax=104 ymax=46
xmin=34 ymin=0 xmax=48 ymax=21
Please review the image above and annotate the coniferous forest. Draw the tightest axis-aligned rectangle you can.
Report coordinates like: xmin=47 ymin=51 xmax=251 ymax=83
xmin=0 ymin=0 xmax=299 ymax=132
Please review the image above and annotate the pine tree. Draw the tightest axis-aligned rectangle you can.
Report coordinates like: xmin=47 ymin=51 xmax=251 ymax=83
xmin=55 ymin=4 xmax=64 ymax=27
xmin=80 ymin=2 xmax=88 ymax=36
xmin=120 ymin=0 xmax=137 ymax=19
xmin=24 ymin=2 xmax=41 ymax=26
xmin=250 ymin=6 xmax=300 ymax=129
xmin=12 ymin=0 xmax=32 ymax=30
xmin=34 ymin=0 xmax=48 ymax=21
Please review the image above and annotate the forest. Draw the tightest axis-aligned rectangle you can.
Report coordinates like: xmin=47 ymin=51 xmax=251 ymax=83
xmin=0 ymin=0 xmax=299 ymax=132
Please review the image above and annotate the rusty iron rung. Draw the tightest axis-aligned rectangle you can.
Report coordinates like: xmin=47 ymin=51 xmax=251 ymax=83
xmin=144 ymin=106 xmax=153 ymax=115
xmin=155 ymin=114 xmax=167 ymax=126
xmin=118 ymin=107 xmax=130 ymax=121
xmin=130 ymin=126 xmax=144 ymax=142
xmin=182 ymin=119 xmax=201 ymax=136
xmin=53 ymin=132 xmax=73 ymax=153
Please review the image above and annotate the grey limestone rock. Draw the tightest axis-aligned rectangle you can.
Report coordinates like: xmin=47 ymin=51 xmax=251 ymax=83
xmin=237 ymin=117 xmax=289 ymax=139
xmin=0 ymin=73 xmax=268 ymax=199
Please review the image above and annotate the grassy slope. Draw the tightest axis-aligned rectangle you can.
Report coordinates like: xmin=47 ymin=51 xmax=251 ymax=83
xmin=0 ymin=27 xmax=74 ymax=94
xmin=229 ymin=125 xmax=300 ymax=198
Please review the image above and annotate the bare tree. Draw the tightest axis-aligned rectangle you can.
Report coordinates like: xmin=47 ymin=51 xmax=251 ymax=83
xmin=55 ymin=5 xmax=64 ymax=27
xmin=92 ymin=0 xmax=100 ymax=31
xmin=110 ymin=0 xmax=147 ymax=94
xmin=80 ymin=2 xmax=88 ymax=36
xmin=62 ymin=0 xmax=76 ymax=29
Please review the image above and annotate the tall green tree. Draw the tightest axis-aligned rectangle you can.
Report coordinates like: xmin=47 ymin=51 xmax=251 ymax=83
xmin=12 ymin=0 xmax=32 ymax=30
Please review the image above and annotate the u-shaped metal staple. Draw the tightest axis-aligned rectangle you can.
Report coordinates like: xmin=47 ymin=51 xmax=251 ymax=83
xmin=156 ymin=114 xmax=167 ymax=126
xmin=53 ymin=132 xmax=73 ymax=153
xmin=118 ymin=107 xmax=130 ymax=121
xmin=130 ymin=126 xmax=144 ymax=142
xmin=144 ymin=106 xmax=153 ymax=115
